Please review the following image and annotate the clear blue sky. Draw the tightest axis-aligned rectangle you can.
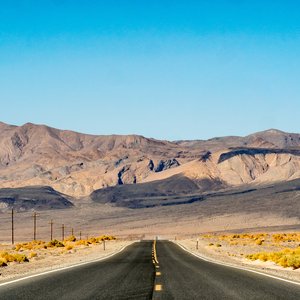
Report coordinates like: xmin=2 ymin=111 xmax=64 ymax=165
xmin=0 ymin=1 xmax=300 ymax=140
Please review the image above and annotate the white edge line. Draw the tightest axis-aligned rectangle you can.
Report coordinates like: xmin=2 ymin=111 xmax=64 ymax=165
xmin=174 ymin=241 xmax=300 ymax=287
xmin=0 ymin=242 xmax=134 ymax=288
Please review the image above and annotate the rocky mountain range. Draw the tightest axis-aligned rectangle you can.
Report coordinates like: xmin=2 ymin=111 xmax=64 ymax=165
xmin=1 ymin=121 xmax=300 ymax=203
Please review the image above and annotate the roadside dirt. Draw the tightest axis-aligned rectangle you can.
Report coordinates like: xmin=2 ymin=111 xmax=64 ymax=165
xmin=179 ymin=233 xmax=300 ymax=283
xmin=0 ymin=240 xmax=131 ymax=283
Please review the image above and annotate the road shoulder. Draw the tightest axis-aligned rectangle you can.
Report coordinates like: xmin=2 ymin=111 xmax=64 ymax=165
xmin=0 ymin=240 xmax=133 ymax=285
xmin=176 ymin=240 xmax=300 ymax=285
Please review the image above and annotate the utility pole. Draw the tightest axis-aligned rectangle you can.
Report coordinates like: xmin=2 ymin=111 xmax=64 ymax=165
xmin=62 ymin=224 xmax=65 ymax=241
xmin=33 ymin=212 xmax=37 ymax=241
xmin=49 ymin=219 xmax=53 ymax=241
xmin=71 ymin=228 xmax=74 ymax=236
xmin=196 ymin=238 xmax=199 ymax=250
xmin=103 ymin=239 xmax=106 ymax=251
xmin=79 ymin=231 xmax=82 ymax=240
xmin=11 ymin=209 xmax=14 ymax=245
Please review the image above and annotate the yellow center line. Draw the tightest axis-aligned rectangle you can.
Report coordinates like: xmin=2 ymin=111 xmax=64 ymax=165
xmin=152 ymin=240 xmax=159 ymax=264
xmin=155 ymin=284 xmax=162 ymax=291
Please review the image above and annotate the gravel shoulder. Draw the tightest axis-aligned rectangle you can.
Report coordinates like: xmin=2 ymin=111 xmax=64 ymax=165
xmin=178 ymin=235 xmax=300 ymax=283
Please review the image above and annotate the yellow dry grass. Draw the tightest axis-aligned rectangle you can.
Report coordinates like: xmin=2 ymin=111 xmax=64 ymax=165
xmin=0 ymin=234 xmax=116 ymax=267
xmin=201 ymin=233 xmax=268 ymax=246
xmin=247 ymin=247 xmax=300 ymax=269
xmin=0 ymin=251 xmax=28 ymax=265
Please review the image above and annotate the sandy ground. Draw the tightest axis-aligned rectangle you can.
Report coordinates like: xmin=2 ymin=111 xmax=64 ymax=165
xmin=2 ymin=228 xmax=300 ymax=285
xmin=0 ymin=240 xmax=132 ymax=283
xmin=1 ymin=197 xmax=300 ymax=243
xmin=1 ymin=197 xmax=300 ymax=284
xmin=178 ymin=234 xmax=300 ymax=283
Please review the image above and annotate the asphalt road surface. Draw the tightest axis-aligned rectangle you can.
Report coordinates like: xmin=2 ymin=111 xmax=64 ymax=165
xmin=1 ymin=240 xmax=300 ymax=299
xmin=153 ymin=241 xmax=300 ymax=300
xmin=0 ymin=241 xmax=155 ymax=300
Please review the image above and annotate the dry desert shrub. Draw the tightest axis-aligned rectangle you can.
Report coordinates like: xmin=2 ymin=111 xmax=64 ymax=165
xmin=205 ymin=233 xmax=269 ymax=246
xmin=230 ymin=241 xmax=238 ymax=246
xmin=29 ymin=252 xmax=37 ymax=258
xmin=87 ymin=237 xmax=98 ymax=244
xmin=98 ymin=235 xmax=116 ymax=241
xmin=201 ymin=234 xmax=213 ymax=239
xmin=255 ymin=239 xmax=264 ymax=245
xmin=75 ymin=239 xmax=89 ymax=246
xmin=15 ymin=240 xmax=47 ymax=251
xmin=74 ymin=235 xmax=116 ymax=246
xmin=47 ymin=240 xmax=65 ymax=248
xmin=247 ymin=247 xmax=300 ymax=269
xmin=65 ymin=235 xmax=76 ymax=242
xmin=0 ymin=258 xmax=7 ymax=267
xmin=0 ymin=251 xmax=28 ymax=265
xmin=272 ymin=233 xmax=300 ymax=243
xmin=65 ymin=244 xmax=73 ymax=251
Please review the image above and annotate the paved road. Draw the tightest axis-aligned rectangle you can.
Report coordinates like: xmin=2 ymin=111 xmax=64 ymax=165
xmin=153 ymin=241 xmax=300 ymax=299
xmin=1 ymin=240 xmax=300 ymax=300
xmin=0 ymin=241 xmax=154 ymax=300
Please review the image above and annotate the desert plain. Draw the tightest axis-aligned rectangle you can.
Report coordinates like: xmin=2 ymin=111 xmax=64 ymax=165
xmin=1 ymin=123 xmax=300 ymax=283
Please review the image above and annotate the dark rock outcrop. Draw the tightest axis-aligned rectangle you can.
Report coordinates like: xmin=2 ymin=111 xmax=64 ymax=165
xmin=154 ymin=159 xmax=180 ymax=172
xmin=0 ymin=186 xmax=74 ymax=212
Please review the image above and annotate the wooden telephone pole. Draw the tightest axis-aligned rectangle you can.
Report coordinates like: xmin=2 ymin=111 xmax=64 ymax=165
xmin=33 ymin=212 xmax=37 ymax=241
xmin=61 ymin=224 xmax=65 ymax=241
xmin=49 ymin=219 xmax=54 ymax=241
xmin=11 ymin=209 xmax=14 ymax=245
